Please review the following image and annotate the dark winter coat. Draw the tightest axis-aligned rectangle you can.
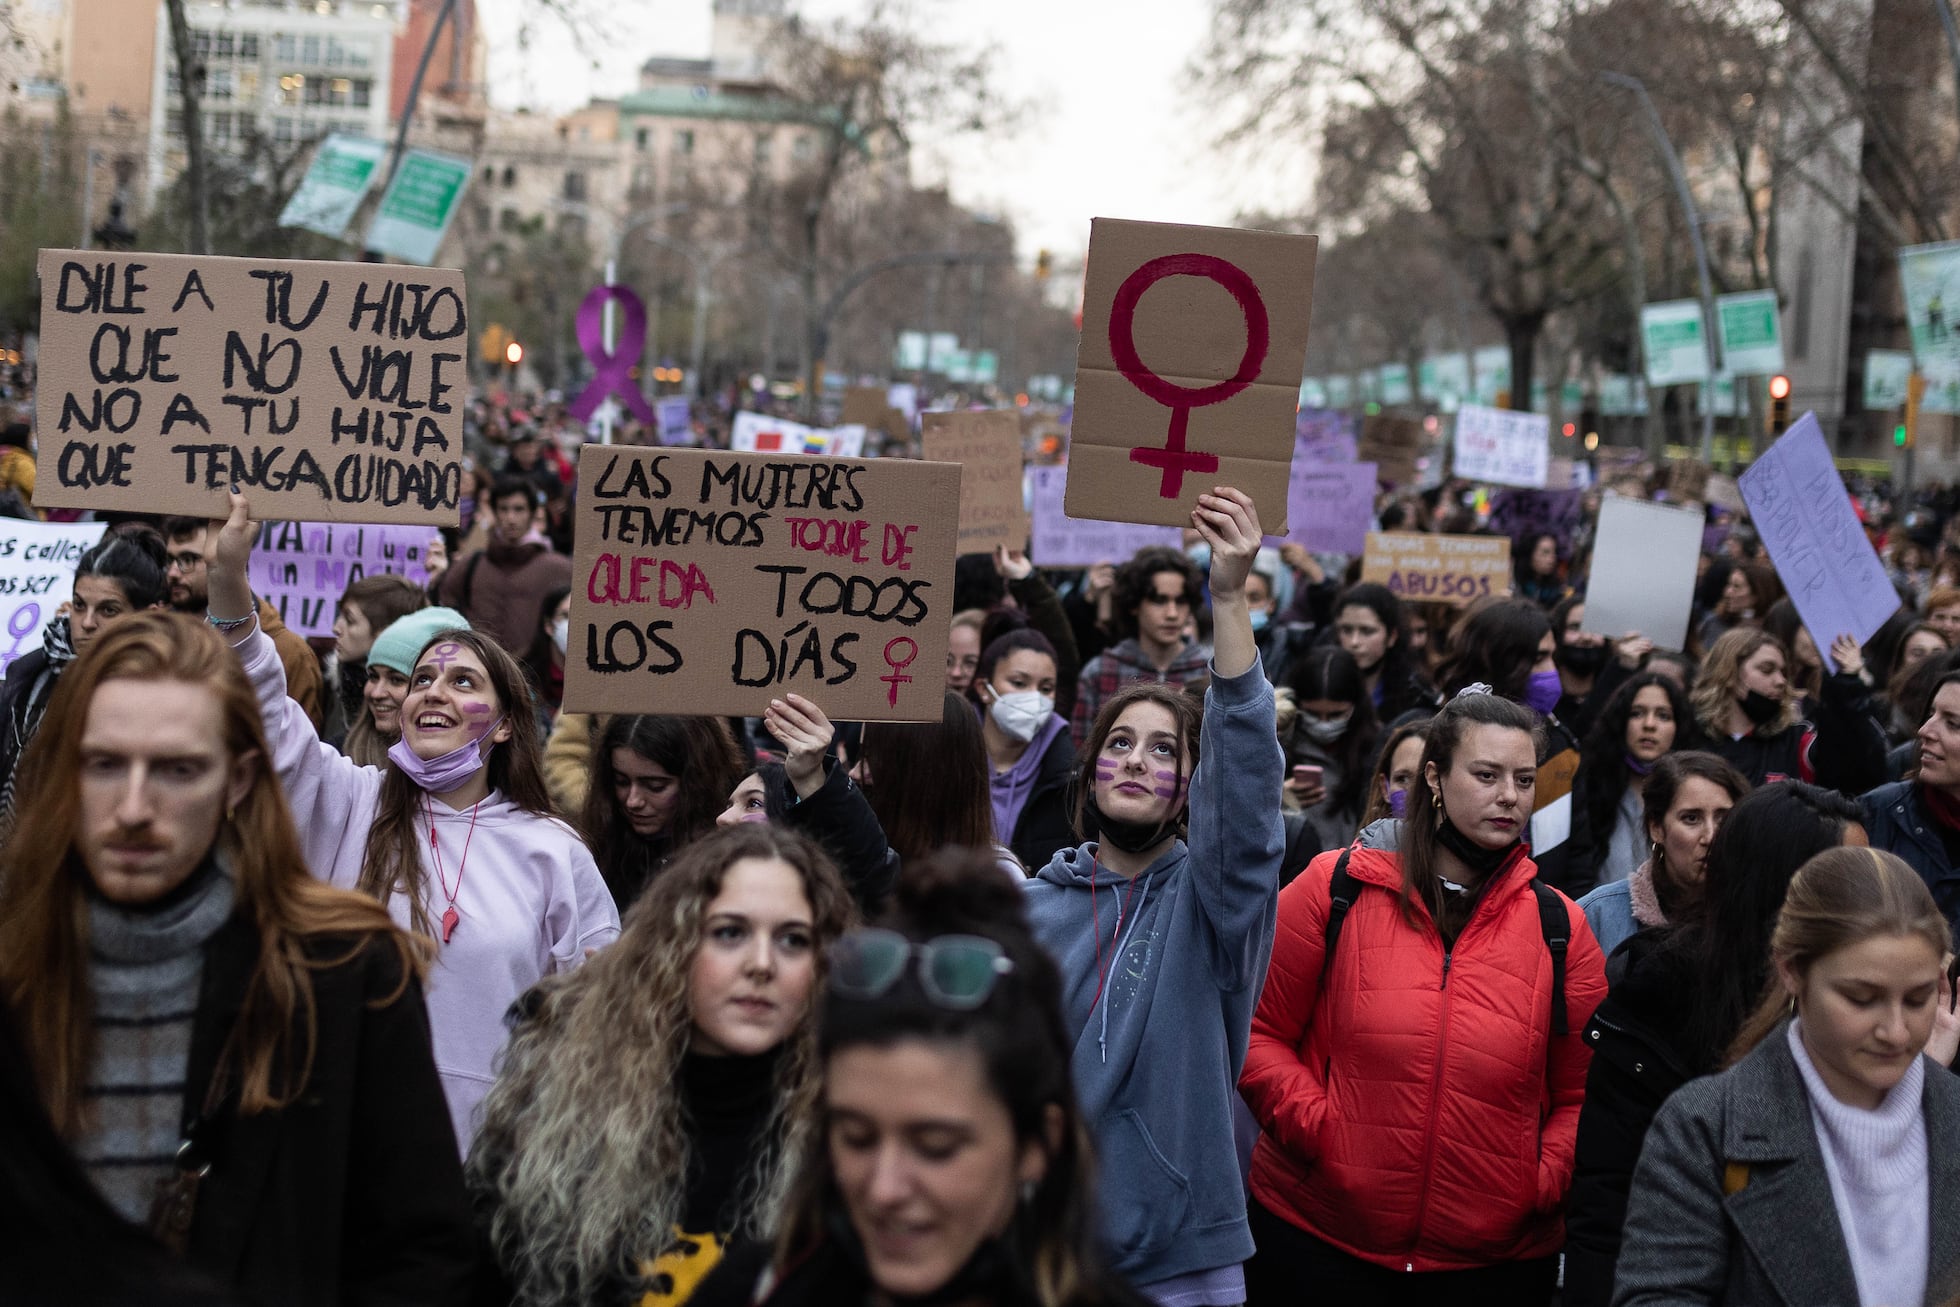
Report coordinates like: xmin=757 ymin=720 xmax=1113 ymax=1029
xmin=1861 ymin=779 xmax=1960 ymax=931
xmin=1004 ymin=724 xmax=1077 ymax=874
xmin=1705 ymin=671 xmax=1887 ymax=793
xmin=182 ymin=912 xmax=476 ymax=1307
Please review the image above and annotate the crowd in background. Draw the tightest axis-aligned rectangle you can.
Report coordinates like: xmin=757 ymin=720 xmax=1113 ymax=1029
xmin=4 ymin=378 xmax=1960 ymax=1307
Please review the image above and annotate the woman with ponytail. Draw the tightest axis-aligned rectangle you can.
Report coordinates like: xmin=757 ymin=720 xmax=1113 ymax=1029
xmin=1613 ymin=848 xmax=1960 ymax=1307
xmin=207 ymin=492 xmax=619 ymax=1155
xmin=1239 ymin=689 xmax=1608 ymax=1304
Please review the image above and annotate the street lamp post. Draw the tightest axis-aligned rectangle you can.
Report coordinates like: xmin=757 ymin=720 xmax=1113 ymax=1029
xmin=1602 ymin=70 xmax=1720 ymax=462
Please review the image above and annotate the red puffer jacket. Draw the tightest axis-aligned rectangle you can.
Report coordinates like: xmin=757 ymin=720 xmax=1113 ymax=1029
xmin=1240 ymin=839 xmax=1607 ymax=1272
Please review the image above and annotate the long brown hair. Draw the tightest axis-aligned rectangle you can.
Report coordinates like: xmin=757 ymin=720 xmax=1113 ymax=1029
xmin=1692 ymin=628 xmax=1797 ymax=738
xmin=578 ymin=713 xmax=744 ymax=907
xmin=1727 ymin=847 xmax=1951 ymax=1063
xmin=356 ymin=627 xmax=557 ymax=938
xmin=1070 ymin=683 xmax=1202 ymax=842
xmin=859 ymin=692 xmax=997 ymax=862
xmin=467 ymin=824 xmax=856 ymax=1306
xmin=1400 ymin=691 xmax=1544 ymax=934
xmin=0 ymin=613 xmax=424 ymax=1136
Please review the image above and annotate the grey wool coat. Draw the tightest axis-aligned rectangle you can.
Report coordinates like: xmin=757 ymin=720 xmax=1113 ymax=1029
xmin=1612 ymin=1020 xmax=1960 ymax=1307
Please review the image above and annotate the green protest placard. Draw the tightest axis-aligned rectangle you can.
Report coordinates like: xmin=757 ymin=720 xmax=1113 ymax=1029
xmin=279 ymin=134 xmax=386 ymax=239
xmin=1716 ymin=290 xmax=1784 ymax=376
xmin=365 ymin=149 xmax=470 ymax=266
xmin=1641 ymin=300 xmax=1711 ymax=386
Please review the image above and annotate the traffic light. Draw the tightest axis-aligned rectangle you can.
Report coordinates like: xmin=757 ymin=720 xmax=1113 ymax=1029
xmin=1561 ymin=422 xmax=1577 ymax=438
xmin=1905 ymin=372 xmax=1927 ymax=450
xmin=1768 ymin=374 xmax=1792 ymax=435
xmin=1035 ymin=250 xmax=1052 ymax=280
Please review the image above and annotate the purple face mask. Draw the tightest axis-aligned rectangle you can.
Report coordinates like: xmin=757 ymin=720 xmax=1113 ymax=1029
xmin=1388 ymin=787 xmax=1408 ymax=818
xmin=1522 ymin=669 xmax=1564 ymax=716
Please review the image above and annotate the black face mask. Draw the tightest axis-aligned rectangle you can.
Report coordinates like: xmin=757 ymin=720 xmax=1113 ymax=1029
xmin=1740 ymin=689 xmax=1783 ymax=727
xmin=1433 ymin=809 xmax=1519 ymax=878
xmin=1555 ymin=641 xmax=1610 ymax=676
xmin=1087 ymin=792 xmax=1181 ymax=855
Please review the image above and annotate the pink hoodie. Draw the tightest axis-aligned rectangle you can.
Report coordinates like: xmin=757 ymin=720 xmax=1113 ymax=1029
xmin=233 ymin=625 xmax=620 ymax=1152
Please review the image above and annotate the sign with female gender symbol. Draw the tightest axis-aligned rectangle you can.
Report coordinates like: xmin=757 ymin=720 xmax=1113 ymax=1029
xmin=1065 ymin=219 xmax=1318 ymax=531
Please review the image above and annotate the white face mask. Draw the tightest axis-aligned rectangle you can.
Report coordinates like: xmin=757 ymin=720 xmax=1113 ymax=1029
xmin=551 ymin=617 xmax=569 ymax=655
xmin=988 ymin=688 xmax=1053 ymax=743
xmin=1301 ymin=714 xmax=1351 ymax=744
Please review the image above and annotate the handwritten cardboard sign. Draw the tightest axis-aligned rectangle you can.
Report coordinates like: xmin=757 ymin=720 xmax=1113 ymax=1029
xmin=1738 ymin=413 xmax=1900 ymax=671
xmin=1286 ymin=461 xmax=1378 ymax=554
xmin=34 ymin=249 xmax=466 ymax=523
xmin=921 ymin=410 xmax=1029 ymax=554
xmin=0 ymin=520 xmax=107 ymax=673
xmin=1360 ymin=531 xmax=1511 ymax=606
xmin=1066 ymin=218 xmax=1317 ymax=529
xmin=1029 ymin=465 xmax=1180 ymax=568
xmin=1452 ymin=403 xmax=1549 ymax=489
xmin=248 ymin=520 xmax=433 ymax=638
xmin=564 ymin=445 xmax=959 ymax=721
xmin=1358 ymin=413 xmax=1424 ymax=484
xmin=1581 ymin=497 xmax=1703 ymax=651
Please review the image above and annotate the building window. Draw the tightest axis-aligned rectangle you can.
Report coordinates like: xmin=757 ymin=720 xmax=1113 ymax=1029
xmin=753 ymin=132 xmax=772 ymax=165
xmin=301 ymin=35 xmax=320 ymax=64
xmin=238 ymin=68 xmax=260 ymax=103
xmin=275 ymin=35 xmax=296 ymax=61
xmin=239 ymin=33 xmax=259 ymax=58
xmin=472 ymin=202 xmax=490 ymax=233
xmin=636 ymin=126 xmax=649 ymax=150
xmin=208 ymin=111 xmax=235 ymax=143
xmin=165 ymin=108 xmax=183 ymax=137
xmin=499 ymin=207 xmax=520 ymax=232
xmin=562 ymin=170 xmax=586 ymax=202
xmin=793 ymin=131 xmax=815 ymax=160
xmin=213 ymin=31 xmax=233 ymax=57
xmin=350 ymin=77 xmax=370 ymax=107
xmin=273 ymin=116 xmax=297 ymax=143
xmin=207 ymin=66 xmax=234 ymax=99
xmin=631 ymin=162 xmax=653 ymax=192
xmin=674 ymin=129 xmax=694 ymax=155
xmin=191 ymin=29 xmax=212 ymax=57
xmin=502 ymin=165 xmax=515 ymax=187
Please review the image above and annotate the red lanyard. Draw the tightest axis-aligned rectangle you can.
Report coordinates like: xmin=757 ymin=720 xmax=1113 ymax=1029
xmin=426 ymin=794 xmax=482 ymax=944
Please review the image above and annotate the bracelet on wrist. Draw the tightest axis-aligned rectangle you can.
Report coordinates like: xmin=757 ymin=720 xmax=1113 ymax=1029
xmin=206 ymin=611 xmax=255 ymax=631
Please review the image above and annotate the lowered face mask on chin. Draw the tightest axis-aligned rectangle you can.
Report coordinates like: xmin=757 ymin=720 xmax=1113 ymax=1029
xmin=388 ymin=716 xmax=505 ymax=792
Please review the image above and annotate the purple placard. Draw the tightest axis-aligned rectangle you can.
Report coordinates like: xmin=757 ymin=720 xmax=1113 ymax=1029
xmin=1296 ymin=409 xmax=1359 ymax=464
xmin=1286 ymin=461 xmax=1378 ymax=554
xmin=249 ymin=521 xmax=434 ymax=638
xmin=1029 ymin=465 xmax=1181 ymax=568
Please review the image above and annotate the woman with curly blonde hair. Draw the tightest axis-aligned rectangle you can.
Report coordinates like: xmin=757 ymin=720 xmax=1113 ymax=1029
xmin=467 ymin=823 xmax=857 ymax=1306
xmin=1691 ymin=626 xmax=1886 ymax=793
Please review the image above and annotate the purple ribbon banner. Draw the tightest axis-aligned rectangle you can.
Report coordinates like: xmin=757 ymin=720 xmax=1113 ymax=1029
xmin=569 ymin=284 xmax=656 ymax=423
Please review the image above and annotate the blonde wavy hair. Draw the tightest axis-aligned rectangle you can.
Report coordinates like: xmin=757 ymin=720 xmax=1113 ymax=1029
xmin=466 ymin=824 xmax=857 ymax=1306
xmin=1692 ymin=627 xmax=1797 ymax=738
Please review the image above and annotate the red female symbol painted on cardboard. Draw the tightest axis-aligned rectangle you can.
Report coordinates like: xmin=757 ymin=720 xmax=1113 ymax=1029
xmin=1108 ymin=253 xmax=1270 ymax=498
xmin=880 ymin=636 xmax=918 ymax=708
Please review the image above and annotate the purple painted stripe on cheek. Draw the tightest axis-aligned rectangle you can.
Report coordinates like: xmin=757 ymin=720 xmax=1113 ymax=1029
xmin=1096 ymin=761 xmax=1118 ymax=781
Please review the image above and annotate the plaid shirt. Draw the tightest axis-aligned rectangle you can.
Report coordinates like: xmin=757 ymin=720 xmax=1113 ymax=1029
xmin=1071 ymin=636 xmax=1214 ymax=746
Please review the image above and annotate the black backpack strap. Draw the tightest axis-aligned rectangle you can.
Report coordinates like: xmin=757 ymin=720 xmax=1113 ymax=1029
xmin=1319 ymin=846 xmax=1359 ymax=984
xmin=1531 ymin=880 xmax=1571 ymax=1036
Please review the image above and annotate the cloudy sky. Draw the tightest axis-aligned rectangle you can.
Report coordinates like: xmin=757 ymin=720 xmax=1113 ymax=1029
xmin=476 ymin=0 xmax=1305 ymax=260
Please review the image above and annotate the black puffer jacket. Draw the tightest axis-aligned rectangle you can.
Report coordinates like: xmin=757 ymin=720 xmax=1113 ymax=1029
xmin=1562 ymin=930 xmax=1702 ymax=1307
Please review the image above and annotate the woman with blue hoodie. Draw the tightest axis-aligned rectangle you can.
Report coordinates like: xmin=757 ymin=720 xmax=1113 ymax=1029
xmin=1024 ymin=485 xmax=1284 ymax=1306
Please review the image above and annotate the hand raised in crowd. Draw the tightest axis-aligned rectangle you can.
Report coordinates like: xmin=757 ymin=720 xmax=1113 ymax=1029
xmin=1084 ymin=561 xmax=1116 ymax=601
xmin=206 ymin=488 xmax=259 ymax=624
xmin=1195 ymin=486 xmax=1261 ymax=599
xmin=1927 ymin=964 xmax=1960 ymax=1069
xmin=1829 ymin=632 xmax=1865 ymax=678
xmin=1279 ymin=541 xmax=1325 ymax=584
xmin=993 ymin=545 xmax=1034 ymax=582
xmin=765 ymin=693 xmax=835 ymax=802
xmin=1616 ymin=632 xmax=1655 ymax=669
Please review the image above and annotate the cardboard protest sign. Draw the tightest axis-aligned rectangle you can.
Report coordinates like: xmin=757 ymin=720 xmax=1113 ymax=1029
xmin=1666 ymin=458 xmax=1712 ymax=503
xmin=1360 ymin=531 xmax=1511 ymax=606
xmin=249 ymin=520 xmax=433 ymax=638
xmin=1488 ymin=489 xmax=1584 ymax=554
xmin=1358 ymin=413 xmax=1424 ymax=484
xmin=1067 ymin=218 xmax=1317 ymax=530
xmin=1582 ymin=497 xmax=1703 ymax=650
xmin=564 ymin=446 xmax=960 ymax=721
xmin=1028 ymin=465 xmax=1180 ymax=568
xmin=0 ymin=520 xmax=107 ymax=673
xmin=1452 ymin=404 xmax=1550 ymax=489
xmin=1286 ymin=461 xmax=1378 ymax=554
xmin=1738 ymin=413 xmax=1900 ymax=672
xmin=921 ymin=410 xmax=1029 ymax=554
xmin=34 ymin=249 xmax=465 ymax=523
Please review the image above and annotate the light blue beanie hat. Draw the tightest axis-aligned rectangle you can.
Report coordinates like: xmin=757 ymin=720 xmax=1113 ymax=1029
xmin=368 ymin=607 xmax=471 ymax=676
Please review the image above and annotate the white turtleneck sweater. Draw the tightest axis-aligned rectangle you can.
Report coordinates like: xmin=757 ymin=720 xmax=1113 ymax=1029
xmin=1787 ymin=1020 xmax=1930 ymax=1307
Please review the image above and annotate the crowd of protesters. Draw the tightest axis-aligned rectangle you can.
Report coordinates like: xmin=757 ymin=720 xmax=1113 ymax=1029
xmin=5 ymin=379 xmax=1960 ymax=1307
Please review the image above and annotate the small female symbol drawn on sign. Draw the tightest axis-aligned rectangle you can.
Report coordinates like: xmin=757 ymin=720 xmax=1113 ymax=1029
xmin=880 ymin=637 xmax=918 ymax=708
xmin=0 ymin=602 xmax=40 ymax=672
xmin=1108 ymin=253 xmax=1271 ymax=498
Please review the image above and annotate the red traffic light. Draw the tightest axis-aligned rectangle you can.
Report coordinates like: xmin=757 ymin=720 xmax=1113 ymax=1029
xmin=1768 ymin=374 xmax=1792 ymax=401
xmin=1561 ymin=422 xmax=1577 ymax=438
